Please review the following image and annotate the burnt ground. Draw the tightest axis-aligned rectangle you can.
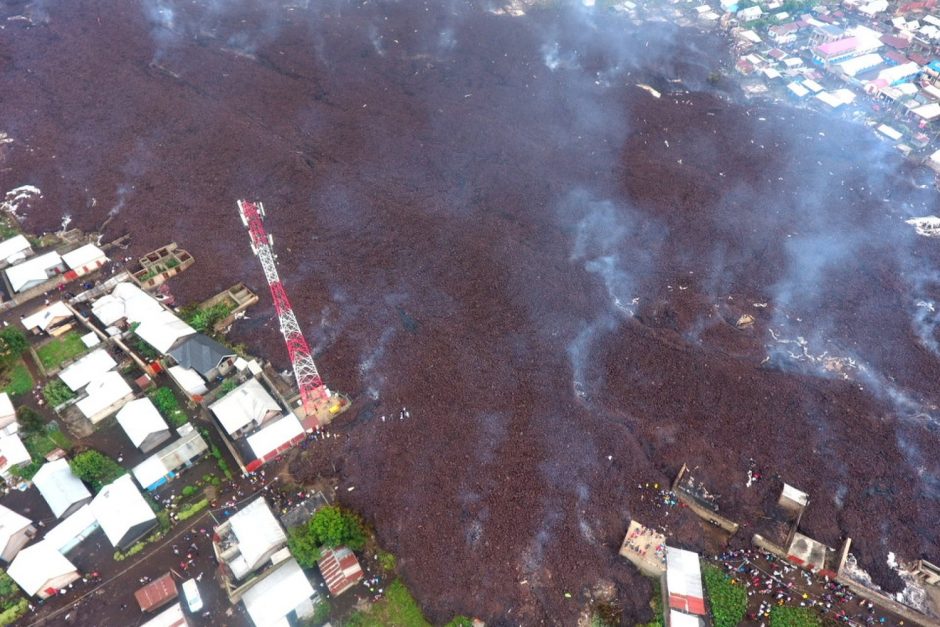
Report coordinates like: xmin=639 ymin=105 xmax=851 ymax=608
xmin=1 ymin=0 xmax=939 ymax=624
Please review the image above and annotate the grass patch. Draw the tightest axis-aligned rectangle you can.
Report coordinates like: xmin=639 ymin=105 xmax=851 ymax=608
xmin=148 ymin=387 xmax=188 ymax=427
xmin=345 ymin=580 xmax=431 ymax=627
xmin=703 ymin=563 xmax=747 ymax=627
xmin=770 ymin=605 xmax=823 ymax=627
xmin=35 ymin=331 xmax=86 ymax=370
xmin=1 ymin=360 xmax=32 ymax=396
xmin=0 ymin=571 xmax=27 ymax=626
xmin=10 ymin=423 xmax=72 ymax=481
xmin=177 ymin=498 xmax=209 ymax=521
xmin=42 ymin=379 xmax=75 ymax=406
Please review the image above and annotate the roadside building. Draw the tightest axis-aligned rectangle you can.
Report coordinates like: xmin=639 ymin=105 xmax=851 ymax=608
xmin=92 ymin=282 xmax=164 ymax=328
xmin=135 ymin=309 xmax=196 ymax=355
xmin=135 ymin=572 xmax=179 ymax=613
xmin=61 ymin=243 xmax=107 ymax=278
xmin=209 ymin=378 xmax=282 ymax=439
xmin=116 ymin=398 xmax=171 ymax=453
xmin=0 ymin=505 xmax=37 ymax=562
xmin=58 ymin=349 xmax=117 ymax=392
xmin=168 ymin=334 xmax=236 ymax=382
xmin=32 ymin=458 xmax=93 ymax=519
xmin=21 ymin=301 xmax=74 ymax=336
xmin=5 ymin=251 xmax=65 ymax=293
xmin=0 ymin=432 xmax=31 ymax=479
xmin=318 ymin=546 xmax=364 ymax=597
xmin=76 ymin=371 xmax=134 ymax=424
xmin=241 ymin=557 xmax=317 ymax=627
xmin=141 ymin=602 xmax=188 ymax=627
xmin=132 ymin=423 xmax=208 ymax=492
xmin=213 ymin=497 xmax=287 ymax=582
xmin=6 ymin=540 xmax=79 ymax=599
xmin=0 ymin=393 xmax=15 ymax=430
xmin=0 ymin=234 xmax=32 ymax=268
xmin=167 ymin=365 xmax=208 ymax=401
xmin=245 ymin=414 xmax=306 ymax=472
xmin=90 ymin=474 xmax=159 ymax=550
xmin=665 ymin=547 xmax=706 ymax=618
xmin=42 ymin=504 xmax=99 ymax=555
xmin=787 ymin=532 xmax=838 ymax=576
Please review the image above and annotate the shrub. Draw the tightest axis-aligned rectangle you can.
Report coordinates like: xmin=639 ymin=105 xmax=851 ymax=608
xmin=133 ymin=336 xmax=159 ymax=361
xmin=0 ymin=598 xmax=28 ymax=626
xmin=184 ymin=303 xmax=232 ymax=334
xmin=309 ymin=506 xmax=366 ymax=550
xmin=770 ymin=606 xmax=823 ymax=627
xmin=181 ymin=485 xmax=198 ymax=497
xmin=178 ymin=499 xmax=209 ymax=521
xmin=378 ymin=550 xmax=397 ymax=573
xmin=42 ymin=379 xmax=75 ymax=406
xmin=0 ymin=327 xmax=28 ymax=364
xmin=218 ymin=378 xmax=239 ymax=395
xmin=16 ymin=406 xmax=44 ymax=433
xmin=703 ymin=564 xmax=747 ymax=627
xmin=148 ymin=387 xmax=187 ymax=427
xmin=69 ymin=450 xmax=126 ymax=492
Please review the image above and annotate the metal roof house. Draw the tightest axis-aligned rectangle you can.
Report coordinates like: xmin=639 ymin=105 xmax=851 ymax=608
xmin=0 ymin=234 xmax=32 ymax=268
xmin=665 ymin=547 xmax=706 ymax=617
xmin=168 ymin=333 xmax=236 ymax=381
xmin=0 ymin=504 xmax=37 ymax=562
xmin=7 ymin=540 xmax=79 ymax=599
xmin=245 ymin=414 xmax=306 ymax=472
xmin=318 ymin=546 xmax=364 ymax=597
xmin=5 ymin=251 xmax=64 ymax=293
xmin=58 ymin=349 xmax=118 ymax=392
xmin=241 ymin=557 xmax=317 ymax=627
xmin=209 ymin=378 xmax=282 ymax=439
xmin=140 ymin=602 xmax=188 ymax=627
xmin=21 ymin=301 xmax=74 ymax=336
xmin=0 ymin=393 xmax=14 ymax=430
xmin=76 ymin=371 xmax=135 ymax=424
xmin=42 ymin=504 xmax=99 ymax=555
xmin=92 ymin=282 xmax=164 ymax=327
xmin=213 ymin=497 xmax=287 ymax=582
xmin=0 ymin=432 xmax=31 ymax=479
xmin=116 ymin=398 xmax=171 ymax=453
xmin=90 ymin=474 xmax=159 ymax=550
xmin=32 ymin=458 xmax=93 ymax=519
xmin=135 ymin=572 xmax=179 ymax=613
xmin=61 ymin=243 xmax=107 ymax=277
xmin=132 ymin=424 xmax=208 ymax=492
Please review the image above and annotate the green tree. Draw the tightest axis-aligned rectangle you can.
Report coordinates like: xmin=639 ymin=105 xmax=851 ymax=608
xmin=287 ymin=524 xmax=322 ymax=568
xmin=770 ymin=606 xmax=823 ymax=627
xmin=703 ymin=564 xmax=747 ymax=627
xmin=148 ymin=387 xmax=187 ymax=427
xmin=69 ymin=450 xmax=126 ymax=491
xmin=16 ymin=406 xmax=44 ymax=434
xmin=0 ymin=327 xmax=28 ymax=363
xmin=310 ymin=506 xmax=366 ymax=550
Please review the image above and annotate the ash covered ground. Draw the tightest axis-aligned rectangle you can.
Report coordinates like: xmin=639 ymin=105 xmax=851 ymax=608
xmin=1 ymin=0 xmax=940 ymax=623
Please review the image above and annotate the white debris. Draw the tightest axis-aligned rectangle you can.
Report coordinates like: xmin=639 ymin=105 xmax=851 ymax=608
xmin=636 ymin=84 xmax=661 ymax=98
xmin=906 ymin=216 xmax=940 ymax=238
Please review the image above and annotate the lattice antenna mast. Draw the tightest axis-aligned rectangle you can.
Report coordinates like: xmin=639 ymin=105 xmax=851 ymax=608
xmin=237 ymin=200 xmax=330 ymax=415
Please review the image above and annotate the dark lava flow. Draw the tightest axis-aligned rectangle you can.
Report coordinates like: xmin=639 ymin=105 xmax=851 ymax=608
xmin=1 ymin=0 xmax=939 ymax=623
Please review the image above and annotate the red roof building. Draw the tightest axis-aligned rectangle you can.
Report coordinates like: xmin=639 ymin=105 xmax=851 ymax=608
xmin=318 ymin=546 xmax=364 ymax=597
xmin=134 ymin=573 xmax=178 ymax=612
xmin=665 ymin=547 xmax=706 ymax=616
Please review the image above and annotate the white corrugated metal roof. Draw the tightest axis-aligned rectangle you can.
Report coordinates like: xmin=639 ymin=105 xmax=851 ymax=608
xmin=0 ymin=504 xmax=32 ymax=550
xmin=0 ymin=234 xmax=31 ymax=264
xmin=0 ymin=433 xmax=30 ymax=475
xmin=666 ymin=546 xmax=704 ymax=601
xmin=209 ymin=378 xmax=281 ymax=435
xmin=81 ymin=332 xmax=101 ymax=348
xmin=116 ymin=398 xmax=169 ymax=448
xmin=92 ymin=282 xmax=164 ymax=326
xmin=43 ymin=504 xmax=99 ymax=553
xmin=670 ymin=609 xmax=703 ymax=627
xmin=248 ymin=415 xmax=304 ymax=460
xmin=21 ymin=301 xmax=72 ymax=332
xmin=132 ymin=454 xmax=170 ymax=490
xmin=140 ymin=602 xmax=187 ymax=627
xmin=6 ymin=251 xmax=62 ymax=293
xmin=242 ymin=558 xmax=314 ymax=627
xmin=76 ymin=371 xmax=133 ymax=421
xmin=59 ymin=349 xmax=117 ymax=391
xmin=0 ymin=392 xmax=13 ymax=420
xmin=135 ymin=310 xmax=195 ymax=354
xmin=224 ymin=498 xmax=287 ymax=580
xmin=32 ymin=458 xmax=91 ymax=518
xmin=167 ymin=366 xmax=208 ymax=396
xmin=61 ymin=244 xmax=107 ymax=270
xmin=7 ymin=540 xmax=77 ymax=595
xmin=90 ymin=475 xmax=157 ymax=548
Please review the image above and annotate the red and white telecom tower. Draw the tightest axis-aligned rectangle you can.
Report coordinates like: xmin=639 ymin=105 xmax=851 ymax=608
xmin=237 ymin=199 xmax=336 ymax=426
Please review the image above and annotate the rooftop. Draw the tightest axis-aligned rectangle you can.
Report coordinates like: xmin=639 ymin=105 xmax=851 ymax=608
xmin=216 ymin=497 xmax=287 ymax=580
xmin=209 ymin=378 xmax=282 ymax=436
xmin=90 ymin=474 xmax=157 ymax=548
xmin=241 ymin=558 xmax=316 ymax=627
xmin=33 ymin=458 xmax=92 ymax=518
xmin=318 ymin=546 xmax=364 ymax=597
xmin=59 ymin=349 xmax=117 ymax=392
xmin=7 ymin=540 xmax=77 ymax=596
xmin=116 ymin=398 xmax=170 ymax=449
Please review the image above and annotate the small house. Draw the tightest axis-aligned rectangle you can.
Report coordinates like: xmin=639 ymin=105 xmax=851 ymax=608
xmin=76 ymin=371 xmax=134 ymax=424
xmin=665 ymin=547 xmax=706 ymax=618
xmin=32 ymin=458 xmax=93 ymax=519
xmin=212 ymin=497 xmax=287 ymax=582
xmin=318 ymin=546 xmax=364 ymax=597
xmin=61 ymin=243 xmax=107 ymax=278
xmin=90 ymin=474 xmax=158 ymax=550
xmin=209 ymin=378 xmax=282 ymax=439
xmin=0 ymin=432 xmax=31 ymax=479
xmin=0 ymin=234 xmax=32 ymax=268
xmin=58 ymin=349 xmax=117 ymax=392
xmin=246 ymin=414 xmax=306 ymax=472
xmin=116 ymin=398 xmax=171 ymax=453
xmin=168 ymin=334 xmax=236 ymax=381
xmin=140 ymin=602 xmax=188 ymax=627
xmin=167 ymin=366 xmax=208 ymax=400
xmin=135 ymin=572 xmax=179 ymax=613
xmin=5 ymin=251 xmax=65 ymax=293
xmin=241 ymin=558 xmax=317 ymax=627
xmin=0 ymin=393 xmax=15 ymax=430
xmin=6 ymin=540 xmax=79 ymax=598
xmin=132 ymin=424 xmax=208 ymax=492
xmin=134 ymin=310 xmax=195 ymax=355
xmin=92 ymin=282 xmax=164 ymax=328
xmin=42 ymin=504 xmax=100 ymax=555
xmin=21 ymin=301 xmax=74 ymax=336
xmin=0 ymin=504 xmax=37 ymax=562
